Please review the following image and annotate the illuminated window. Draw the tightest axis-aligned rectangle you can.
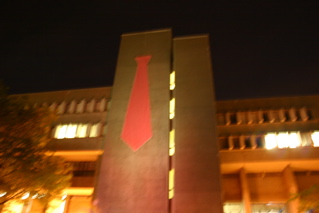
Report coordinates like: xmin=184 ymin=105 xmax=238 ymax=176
xmin=89 ymin=123 xmax=102 ymax=137
xmin=54 ymin=123 xmax=101 ymax=139
xmin=288 ymin=132 xmax=301 ymax=148
xmin=265 ymin=133 xmax=277 ymax=149
xmin=76 ymin=124 xmax=88 ymax=138
xmin=251 ymin=203 xmax=286 ymax=213
xmin=311 ymin=131 xmax=319 ymax=147
xmin=223 ymin=203 xmax=243 ymax=213
xmin=265 ymin=132 xmax=302 ymax=149
xmin=277 ymin=132 xmax=289 ymax=148
xmin=169 ymin=98 xmax=175 ymax=119
xmin=169 ymin=129 xmax=175 ymax=156
xmin=65 ymin=124 xmax=77 ymax=138
xmin=168 ymin=169 xmax=174 ymax=199
xmin=170 ymin=71 xmax=175 ymax=90
xmin=55 ymin=125 xmax=67 ymax=139
xmin=300 ymin=132 xmax=313 ymax=146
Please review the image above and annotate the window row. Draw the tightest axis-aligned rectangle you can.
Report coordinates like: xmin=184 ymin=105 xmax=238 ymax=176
xmin=219 ymin=131 xmax=319 ymax=150
xmin=217 ymin=107 xmax=312 ymax=126
xmin=32 ymin=98 xmax=108 ymax=114
xmin=224 ymin=203 xmax=286 ymax=213
xmin=52 ymin=123 xmax=104 ymax=139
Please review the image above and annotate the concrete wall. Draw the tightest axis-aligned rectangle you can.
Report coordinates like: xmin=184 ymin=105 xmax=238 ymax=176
xmin=95 ymin=29 xmax=171 ymax=212
xmin=173 ymin=35 xmax=223 ymax=213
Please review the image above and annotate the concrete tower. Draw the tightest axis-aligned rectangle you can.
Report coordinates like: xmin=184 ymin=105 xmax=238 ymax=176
xmin=95 ymin=29 xmax=223 ymax=213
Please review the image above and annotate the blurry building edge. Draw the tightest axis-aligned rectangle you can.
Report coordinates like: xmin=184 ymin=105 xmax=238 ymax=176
xmin=3 ymin=87 xmax=319 ymax=213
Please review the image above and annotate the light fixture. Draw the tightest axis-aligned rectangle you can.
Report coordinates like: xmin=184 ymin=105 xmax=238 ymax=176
xmin=0 ymin=191 xmax=7 ymax=197
xmin=21 ymin=192 xmax=30 ymax=200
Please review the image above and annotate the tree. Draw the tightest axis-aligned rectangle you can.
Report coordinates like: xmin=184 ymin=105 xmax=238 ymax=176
xmin=289 ymin=185 xmax=319 ymax=213
xmin=0 ymin=82 xmax=72 ymax=212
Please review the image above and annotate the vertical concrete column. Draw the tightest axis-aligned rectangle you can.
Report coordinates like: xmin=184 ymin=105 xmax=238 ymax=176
xmin=283 ymin=166 xmax=299 ymax=213
xmin=95 ymin=29 xmax=172 ymax=213
xmin=239 ymin=168 xmax=251 ymax=213
xmin=173 ymin=35 xmax=223 ymax=213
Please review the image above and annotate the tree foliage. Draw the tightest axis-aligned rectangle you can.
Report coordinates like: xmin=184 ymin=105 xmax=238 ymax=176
xmin=289 ymin=185 xmax=319 ymax=213
xmin=0 ymin=82 xmax=72 ymax=211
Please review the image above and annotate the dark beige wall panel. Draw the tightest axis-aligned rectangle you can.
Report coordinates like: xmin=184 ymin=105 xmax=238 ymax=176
xmin=95 ymin=29 xmax=171 ymax=213
xmin=173 ymin=36 xmax=223 ymax=213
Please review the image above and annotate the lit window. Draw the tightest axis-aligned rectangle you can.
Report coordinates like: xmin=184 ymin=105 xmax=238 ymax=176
xmin=169 ymin=129 xmax=175 ymax=156
xmin=55 ymin=125 xmax=67 ymax=139
xmin=54 ymin=123 xmax=101 ymax=139
xmin=300 ymin=132 xmax=313 ymax=146
xmin=311 ymin=131 xmax=319 ymax=147
xmin=170 ymin=71 xmax=175 ymax=90
xmin=251 ymin=203 xmax=286 ymax=212
xmin=169 ymin=98 xmax=175 ymax=119
xmin=223 ymin=203 xmax=243 ymax=213
xmin=265 ymin=132 xmax=302 ymax=149
xmin=89 ymin=123 xmax=101 ymax=137
xmin=265 ymin=133 xmax=277 ymax=149
xmin=76 ymin=124 xmax=88 ymax=138
xmin=288 ymin=132 xmax=301 ymax=148
xmin=277 ymin=132 xmax=289 ymax=148
xmin=168 ymin=169 xmax=174 ymax=199
xmin=65 ymin=124 xmax=77 ymax=138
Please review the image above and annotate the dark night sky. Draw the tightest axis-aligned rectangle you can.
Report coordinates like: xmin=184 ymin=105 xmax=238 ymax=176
xmin=1 ymin=0 xmax=319 ymax=100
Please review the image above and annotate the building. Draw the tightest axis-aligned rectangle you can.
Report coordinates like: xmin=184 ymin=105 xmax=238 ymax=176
xmin=217 ymin=96 xmax=319 ymax=213
xmin=3 ymin=29 xmax=319 ymax=213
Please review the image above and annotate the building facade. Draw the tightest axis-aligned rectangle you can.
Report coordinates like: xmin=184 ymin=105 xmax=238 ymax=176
xmin=217 ymin=96 xmax=319 ymax=213
xmin=3 ymin=29 xmax=319 ymax=213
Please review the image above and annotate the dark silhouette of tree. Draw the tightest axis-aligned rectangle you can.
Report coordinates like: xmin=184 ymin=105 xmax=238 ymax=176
xmin=0 ymin=82 xmax=72 ymax=212
xmin=289 ymin=185 xmax=319 ymax=213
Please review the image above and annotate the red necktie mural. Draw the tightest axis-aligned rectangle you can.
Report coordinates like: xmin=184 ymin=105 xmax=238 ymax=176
xmin=121 ymin=55 xmax=153 ymax=151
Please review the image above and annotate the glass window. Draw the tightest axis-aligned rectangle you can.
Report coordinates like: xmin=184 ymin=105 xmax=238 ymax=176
xmin=54 ymin=123 xmax=101 ymax=139
xmin=169 ymin=98 xmax=175 ymax=119
xmin=76 ymin=124 xmax=88 ymax=138
xmin=311 ymin=131 xmax=319 ymax=147
xmin=251 ymin=203 xmax=286 ymax=213
xmin=55 ymin=125 xmax=67 ymax=139
xmin=265 ymin=132 xmax=302 ymax=149
xmin=89 ymin=123 xmax=101 ymax=137
xmin=170 ymin=71 xmax=175 ymax=90
xmin=223 ymin=203 xmax=243 ymax=213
